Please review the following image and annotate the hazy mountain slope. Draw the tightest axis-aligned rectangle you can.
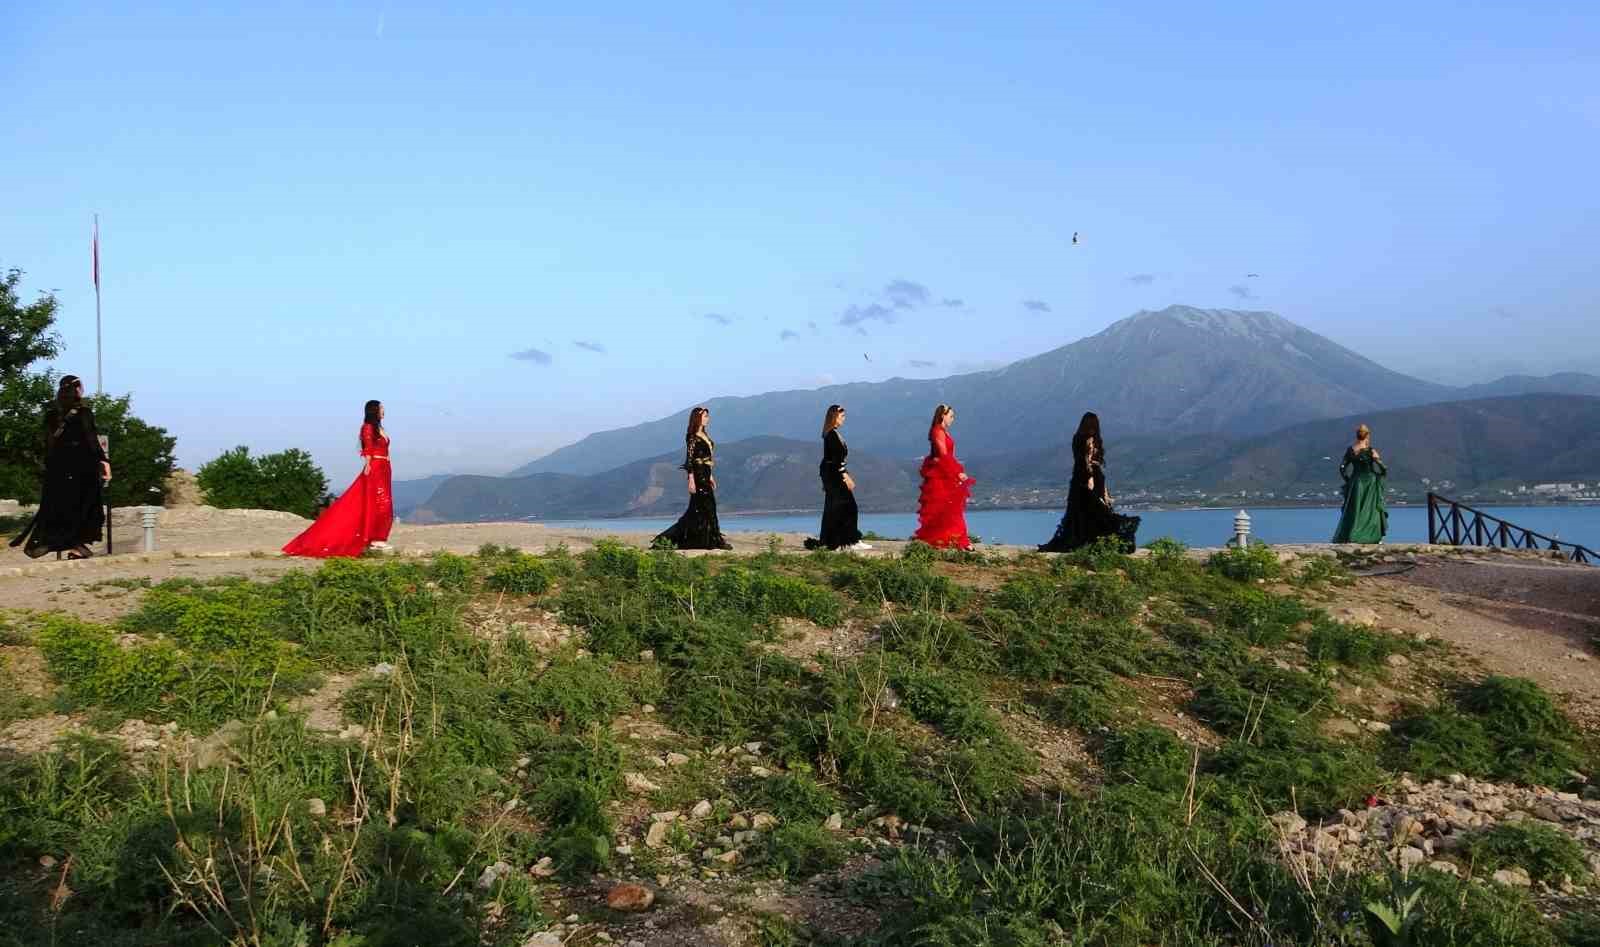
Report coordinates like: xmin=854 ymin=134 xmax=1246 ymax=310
xmin=416 ymin=436 xmax=921 ymax=523
xmin=514 ymin=306 xmax=1452 ymax=476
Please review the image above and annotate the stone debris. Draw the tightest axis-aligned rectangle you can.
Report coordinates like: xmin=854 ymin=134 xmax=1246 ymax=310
xmin=1269 ymin=775 xmax=1600 ymax=885
xmin=623 ymin=772 xmax=660 ymax=794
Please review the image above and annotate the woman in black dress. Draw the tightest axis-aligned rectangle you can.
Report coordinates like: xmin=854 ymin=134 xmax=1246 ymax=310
xmin=9 ymin=375 xmax=112 ymax=559
xmin=655 ymin=406 xmax=733 ymax=551
xmin=805 ymin=404 xmax=869 ymax=551
xmin=1038 ymin=412 xmax=1140 ymax=553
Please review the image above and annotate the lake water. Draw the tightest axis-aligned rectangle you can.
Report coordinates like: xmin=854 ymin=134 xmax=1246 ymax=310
xmin=538 ymin=504 xmax=1600 ymax=551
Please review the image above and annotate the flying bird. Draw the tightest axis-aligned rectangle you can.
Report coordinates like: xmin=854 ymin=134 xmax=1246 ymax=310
xmin=1246 ymin=273 xmax=1260 ymax=278
xmin=1072 ymin=232 xmax=1079 ymax=245
xmin=863 ymin=353 xmax=871 ymax=362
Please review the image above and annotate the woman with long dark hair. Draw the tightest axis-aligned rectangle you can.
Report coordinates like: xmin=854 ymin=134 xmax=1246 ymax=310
xmin=655 ymin=406 xmax=733 ymax=550
xmin=1331 ymin=423 xmax=1388 ymax=543
xmin=805 ymin=404 xmax=869 ymax=551
xmin=282 ymin=400 xmax=394 ymax=557
xmin=911 ymin=404 xmax=973 ymax=549
xmin=1039 ymin=411 xmax=1140 ymax=552
xmin=9 ymin=375 xmax=111 ymax=559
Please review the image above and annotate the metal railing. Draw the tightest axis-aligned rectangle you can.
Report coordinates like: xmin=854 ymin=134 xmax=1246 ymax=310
xmin=1426 ymin=492 xmax=1596 ymax=565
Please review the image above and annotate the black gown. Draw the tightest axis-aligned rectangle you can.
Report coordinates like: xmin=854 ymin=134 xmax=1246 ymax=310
xmin=655 ymin=433 xmax=733 ymax=550
xmin=9 ymin=402 xmax=107 ymax=558
xmin=806 ymin=429 xmax=862 ymax=550
xmin=1038 ymin=434 xmax=1140 ymax=553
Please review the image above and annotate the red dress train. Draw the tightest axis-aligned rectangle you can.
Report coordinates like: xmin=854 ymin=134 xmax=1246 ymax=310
xmin=912 ymin=426 xmax=972 ymax=549
xmin=282 ymin=424 xmax=393 ymax=558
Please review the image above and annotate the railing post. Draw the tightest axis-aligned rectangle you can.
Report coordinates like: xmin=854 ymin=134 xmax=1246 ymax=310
xmin=1427 ymin=494 xmax=1437 ymax=544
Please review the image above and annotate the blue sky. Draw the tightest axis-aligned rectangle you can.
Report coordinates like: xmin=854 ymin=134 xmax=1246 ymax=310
xmin=5 ymin=2 xmax=1598 ymax=484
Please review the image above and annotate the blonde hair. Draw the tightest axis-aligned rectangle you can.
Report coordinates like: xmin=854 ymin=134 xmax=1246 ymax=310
xmin=822 ymin=404 xmax=845 ymax=436
xmin=1355 ymin=424 xmax=1371 ymax=441
xmin=930 ymin=404 xmax=953 ymax=429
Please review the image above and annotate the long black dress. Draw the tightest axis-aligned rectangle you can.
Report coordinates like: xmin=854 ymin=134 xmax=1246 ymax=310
xmin=9 ymin=402 xmax=107 ymax=558
xmin=654 ymin=433 xmax=733 ymax=550
xmin=806 ymin=429 xmax=862 ymax=550
xmin=1038 ymin=433 xmax=1140 ymax=553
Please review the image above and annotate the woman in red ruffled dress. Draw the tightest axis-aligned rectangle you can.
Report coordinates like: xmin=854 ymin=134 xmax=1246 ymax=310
xmin=283 ymin=400 xmax=394 ymax=557
xmin=912 ymin=404 xmax=973 ymax=549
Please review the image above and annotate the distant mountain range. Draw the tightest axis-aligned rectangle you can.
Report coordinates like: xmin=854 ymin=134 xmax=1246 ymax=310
xmin=410 ymin=436 xmax=923 ymax=524
xmin=398 ymin=306 xmax=1600 ymax=521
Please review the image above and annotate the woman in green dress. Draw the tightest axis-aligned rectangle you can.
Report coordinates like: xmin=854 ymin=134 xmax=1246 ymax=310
xmin=1332 ymin=423 xmax=1388 ymax=543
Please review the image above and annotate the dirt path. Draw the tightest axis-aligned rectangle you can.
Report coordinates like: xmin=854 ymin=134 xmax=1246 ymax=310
xmin=1338 ymin=554 xmax=1600 ymax=727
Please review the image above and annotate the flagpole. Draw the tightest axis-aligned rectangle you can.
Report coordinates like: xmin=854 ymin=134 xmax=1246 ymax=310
xmin=94 ymin=214 xmax=103 ymax=395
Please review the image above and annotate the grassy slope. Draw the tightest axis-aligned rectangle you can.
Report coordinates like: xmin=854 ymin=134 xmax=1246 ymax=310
xmin=0 ymin=542 xmax=1597 ymax=946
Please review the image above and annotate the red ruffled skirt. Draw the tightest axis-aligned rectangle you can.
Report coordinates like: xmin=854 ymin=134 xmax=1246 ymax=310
xmin=912 ymin=457 xmax=971 ymax=550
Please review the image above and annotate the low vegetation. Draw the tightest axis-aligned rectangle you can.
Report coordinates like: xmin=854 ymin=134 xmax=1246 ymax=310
xmin=0 ymin=538 xmax=1596 ymax=945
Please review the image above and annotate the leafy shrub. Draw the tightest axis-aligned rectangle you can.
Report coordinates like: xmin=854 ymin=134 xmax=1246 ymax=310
xmin=1058 ymin=535 xmax=1131 ymax=572
xmin=829 ymin=557 xmax=966 ymax=609
xmin=1099 ymin=726 xmax=1193 ymax=793
xmin=1389 ymin=677 xmax=1593 ymax=786
xmin=485 ymin=553 xmax=553 ymax=595
xmin=705 ymin=566 xmax=843 ymax=627
xmin=764 ymin=821 xmax=847 ymax=879
xmin=196 ymin=445 xmax=330 ymax=518
xmin=1037 ymin=679 xmax=1132 ymax=731
xmin=752 ymin=773 xmax=840 ymax=823
xmin=1213 ymin=588 xmax=1313 ymax=646
xmin=1306 ymin=617 xmax=1401 ymax=667
xmin=1293 ymin=555 xmax=1354 ymax=588
xmin=878 ymin=609 xmax=994 ymax=672
xmin=890 ymin=664 xmax=1005 ymax=743
xmin=426 ymin=552 xmax=478 ymax=591
xmin=1460 ymin=821 xmax=1590 ymax=883
xmin=1205 ymin=543 xmax=1283 ymax=582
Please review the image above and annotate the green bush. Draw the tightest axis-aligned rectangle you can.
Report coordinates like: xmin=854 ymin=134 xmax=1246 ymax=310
xmin=1099 ymin=726 xmax=1193 ymax=793
xmin=1389 ymin=676 xmax=1593 ymax=786
xmin=1214 ymin=588 xmax=1313 ymax=646
xmin=764 ymin=821 xmax=847 ymax=880
xmin=1460 ymin=821 xmax=1590 ymax=883
xmin=752 ymin=773 xmax=841 ymax=823
xmin=830 ymin=557 xmax=966 ymax=609
xmin=1205 ymin=543 xmax=1283 ymax=582
xmin=1306 ymin=617 xmax=1401 ymax=667
xmin=196 ymin=445 xmax=330 ymax=518
xmin=485 ymin=553 xmax=553 ymax=595
xmin=426 ymin=552 xmax=478 ymax=591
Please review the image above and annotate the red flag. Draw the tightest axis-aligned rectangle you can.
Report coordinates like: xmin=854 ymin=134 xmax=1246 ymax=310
xmin=92 ymin=217 xmax=100 ymax=291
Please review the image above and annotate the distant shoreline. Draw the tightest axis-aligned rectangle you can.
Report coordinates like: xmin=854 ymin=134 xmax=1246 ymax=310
xmin=502 ymin=497 xmax=1600 ymax=524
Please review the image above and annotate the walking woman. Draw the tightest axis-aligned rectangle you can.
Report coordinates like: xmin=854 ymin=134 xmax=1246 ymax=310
xmin=1331 ymin=423 xmax=1388 ymax=543
xmin=1039 ymin=411 xmax=1140 ymax=553
xmin=912 ymin=404 xmax=973 ymax=549
xmin=805 ymin=404 xmax=869 ymax=551
xmin=283 ymin=400 xmax=394 ymax=557
xmin=9 ymin=375 xmax=111 ymax=559
xmin=655 ymin=406 xmax=733 ymax=550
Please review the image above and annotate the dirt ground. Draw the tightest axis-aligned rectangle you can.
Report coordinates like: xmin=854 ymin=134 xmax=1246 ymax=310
xmin=1347 ymin=554 xmax=1600 ymax=728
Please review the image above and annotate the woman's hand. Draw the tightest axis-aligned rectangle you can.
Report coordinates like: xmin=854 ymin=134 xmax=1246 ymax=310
xmin=842 ymin=473 xmax=855 ymax=491
xmin=100 ymin=461 xmax=112 ymax=483
xmin=363 ymin=460 xmax=371 ymax=476
xmin=957 ymin=472 xmax=969 ymax=483
xmin=687 ymin=474 xmax=696 ymax=495
xmin=710 ymin=476 xmax=718 ymax=491
xmin=1371 ymin=449 xmax=1381 ymax=461
xmin=1087 ymin=476 xmax=1095 ymax=491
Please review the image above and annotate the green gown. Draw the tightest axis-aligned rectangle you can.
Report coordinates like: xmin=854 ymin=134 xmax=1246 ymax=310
xmin=1332 ymin=446 xmax=1388 ymax=543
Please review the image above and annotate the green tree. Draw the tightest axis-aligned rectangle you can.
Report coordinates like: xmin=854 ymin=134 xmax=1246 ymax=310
xmin=91 ymin=394 xmax=178 ymax=507
xmin=0 ymin=266 xmax=178 ymax=505
xmin=0 ymin=268 xmax=61 ymax=378
xmin=197 ymin=446 xmax=329 ymax=518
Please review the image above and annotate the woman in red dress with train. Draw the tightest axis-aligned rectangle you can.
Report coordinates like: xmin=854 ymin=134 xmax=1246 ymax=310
xmin=283 ymin=400 xmax=394 ymax=557
xmin=912 ymin=403 xmax=973 ymax=549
